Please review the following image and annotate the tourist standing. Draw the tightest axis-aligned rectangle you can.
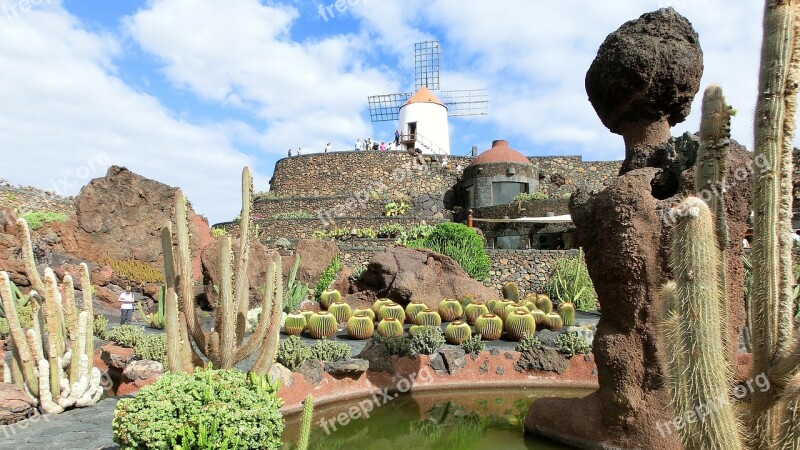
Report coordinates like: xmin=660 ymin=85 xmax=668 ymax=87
xmin=288 ymin=148 xmax=292 ymax=157
xmin=325 ymin=142 xmax=332 ymax=153
xmin=297 ymin=147 xmax=302 ymax=155
xmin=394 ymin=129 xmax=400 ymax=145
xmin=379 ymin=142 xmax=386 ymax=151
xmin=355 ymin=138 xmax=361 ymax=151
xmin=119 ymin=284 xmax=134 ymax=325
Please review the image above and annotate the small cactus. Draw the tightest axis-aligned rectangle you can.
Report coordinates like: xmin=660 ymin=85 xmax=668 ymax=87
xmin=502 ymin=282 xmax=520 ymax=301
xmin=284 ymin=312 xmax=307 ymax=336
xmin=404 ymin=301 xmax=427 ymax=324
xmin=438 ymin=299 xmax=463 ymax=322
xmin=557 ymin=302 xmax=576 ymax=326
xmin=543 ymin=313 xmax=563 ymax=331
xmin=505 ymin=310 xmax=536 ymax=341
xmin=475 ymin=314 xmax=503 ymax=340
xmin=531 ymin=309 xmax=547 ymax=326
xmin=378 ymin=302 xmax=406 ymax=322
xmin=328 ymin=300 xmax=352 ymax=324
xmin=377 ymin=317 xmax=404 ymax=337
xmin=416 ymin=309 xmax=442 ymax=327
xmin=299 ymin=309 xmax=316 ymax=328
xmin=319 ymin=289 xmax=341 ymax=310
xmin=492 ymin=300 xmax=514 ymax=320
xmin=504 ymin=303 xmax=528 ymax=319
xmin=346 ymin=314 xmax=374 ymax=340
xmin=464 ymin=303 xmax=489 ymax=325
xmin=535 ymin=295 xmax=553 ymax=314
xmin=352 ymin=307 xmax=375 ymax=321
xmin=308 ymin=312 xmax=338 ymax=339
xmin=372 ymin=298 xmax=392 ymax=315
xmin=459 ymin=294 xmax=476 ymax=310
xmin=444 ymin=320 xmax=471 ymax=344
xmin=486 ymin=299 xmax=499 ymax=313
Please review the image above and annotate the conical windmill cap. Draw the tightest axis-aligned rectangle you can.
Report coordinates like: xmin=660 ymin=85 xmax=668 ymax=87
xmin=402 ymin=86 xmax=446 ymax=108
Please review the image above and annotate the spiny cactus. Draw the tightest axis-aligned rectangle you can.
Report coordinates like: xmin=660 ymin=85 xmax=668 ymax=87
xmin=486 ymin=299 xmax=499 ymax=313
xmin=475 ymin=314 xmax=503 ymax=340
xmin=444 ymin=320 xmax=471 ymax=344
xmin=284 ymin=312 xmax=307 ymax=336
xmin=502 ymin=282 xmax=520 ymax=301
xmin=319 ymin=289 xmax=341 ymax=310
xmin=346 ymin=314 xmax=374 ymax=340
xmin=505 ymin=310 xmax=536 ymax=341
xmin=543 ymin=313 xmax=563 ymax=331
xmin=296 ymin=394 xmax=314 ymax=450
xmin=378 ymin=302 xmax=405 ymax=322
xmin=438 ymin=299 xmax=463 ymax=322
xmin=531 ymin=309 xmax=547 ymax=327
xmin=404 ymin=301 xmax=427 ymax=324
xmin=491 ymin=300 xmax=514 ymax=320
xmin=161 ymin=167 xmax=284 ymax=374
xmin=416 ymin=309 xmax=442 ymax=327
xmin=308 ymin=312 xmax=338 ymax=339
xmin=504 ymin=303 xmax=528 ymax=319
xmin=372 ymin=298 xmax=392 ymax=315
xmin=352 ymin=307 xmax=375 ymax=322
xmin=377 ymin=317 xmax=404 ymax=337
xmin=464 ymin=303 xmax=489 ymax=325
xmin=557 ymin=302 xmax=576 ymax=327
xmin=535 ymin=295 xmax=553 ymax=314
xmin=328 ymin=300 xmax=352 ymax=324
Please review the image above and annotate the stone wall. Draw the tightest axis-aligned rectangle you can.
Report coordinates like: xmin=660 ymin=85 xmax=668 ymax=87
xmin=472 ymin=198 xmax=571 ymax=220
xmin=533 ymin=157 xmax=620 ymax=197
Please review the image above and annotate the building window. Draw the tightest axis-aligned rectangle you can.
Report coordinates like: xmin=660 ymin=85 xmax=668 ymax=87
xmin=465 ymin=186 xmax=474 ymax=209
xmin=491 ymin=182 xmax=528 ymax=205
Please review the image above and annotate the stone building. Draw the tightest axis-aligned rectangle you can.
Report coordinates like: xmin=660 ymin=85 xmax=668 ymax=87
xmin=460 ymin=140 xmax=539 ymax=208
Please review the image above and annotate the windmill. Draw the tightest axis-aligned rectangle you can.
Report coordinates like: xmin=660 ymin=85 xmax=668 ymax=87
xmin=367 ymin=41 xmax=489 ymax=156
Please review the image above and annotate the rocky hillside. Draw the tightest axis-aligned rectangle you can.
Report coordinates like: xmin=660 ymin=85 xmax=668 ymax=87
xmin=0 ymin=178 xmax=75 ymax=216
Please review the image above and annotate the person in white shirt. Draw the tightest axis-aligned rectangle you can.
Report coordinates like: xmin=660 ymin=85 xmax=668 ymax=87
xmin=119 ymin=284 xmax=135 ymax=325
xmin=355 ymin=138 xmax=361 ymax=151
xmin=325 ymin=142 xmax=332 ymax=153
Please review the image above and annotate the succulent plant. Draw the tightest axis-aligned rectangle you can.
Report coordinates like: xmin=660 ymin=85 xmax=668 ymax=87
xmin=404 ymin=301 xmax=427 ymax=324
xmin=502 ymin=282 xmax=520 ymax=302
xmin=416 ymin=309 xmax=442 ymax=327
xmin=444 ymin=320 xmax=471 ymax=344
xmin=505 ymin=310 xmax=536 ymax=341
xmin=372 ymin=298 xmax=392 ymax=315
xmin=491 ymin=300 xmax=514 ymax=320
xmin=377 ymin=317 xmax=404 ymax=338
xmin=308 ymin=312 xmax=338 ymax=339
xmin=284 ymin=312 xmax=307 ymax=336
xmin=299 ymin=309 xmax=316 ymax=328
xmin=459 ymin=294 xmax=476 ymax=310
xmin=535 ymin=294 xmax=553 ymax=314
xmin=486 ymin=299 xmax=499 ymax=313
xmin=328 ymin=300 xmax=352 ymax=324
xmin=475 ymin=313 xmax=503 ymax=340
xmin=352 ymin=307 xmax=375 ymax=321
xmin=543 ymin=313 xmax=563 ymax=331
xmin=319 ymin=289 xmax=341 ymax=310
xmin=531 ymin=309 xmax=547 ymax=327
xmin=504 ymin=303 xmax=529 ymax=319
xmin=378 ymin=302 xmax=406 ymax=322
xmin=438 ymin=298 xmax=463 ymax=322
xmin=346 ymin=314 xmax=374 ymax=340
xmin=523 ymin=293 xmax=538 ymax=304
xmin=464 ymin=303 xmax=489 ymax=325
xmin=557 ymin=302 xmax=576 ymax=326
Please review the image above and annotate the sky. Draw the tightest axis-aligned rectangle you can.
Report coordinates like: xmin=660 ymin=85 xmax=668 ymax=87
xmin=0 ymin=0 xmax=766 ymax=224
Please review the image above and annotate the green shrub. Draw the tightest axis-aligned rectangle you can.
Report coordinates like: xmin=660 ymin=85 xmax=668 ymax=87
xmin=271 ymin=211 xmax=315 ymax=219
xmin=415 ymin=223 xmax=490 ymax=281
xmin=211 ymin=228 xmax=228 ymax=237
xmin=315 ymin=255 xmax=342 ymax=300
xmin=276 ymin=335 xmax=313 ymax=371
xmin=134 ymin=334 xmax=167 ymax=364
xmin=94 ymin=314 xmax=109 ymax=340
xmin=512 ymin=192 xmax=548 ymax=202
xmin=113 ymin=368 xmax=284 ymax=450
xmin=2 ymin=302 xmax=34 ymax=338
xmin=107 ymin=325 xmax=145 ymax=348
xmin=0 ymin=318 xmax=7 ymax=340
xmin=20 ymin=211 xmax=68 ymax=230
xmin=396 ymin=224 xmax=434 ymax=246
xmin=556 ymin=331 xmax=592 ymax=357
xmin=515 ymin=333 xmax=542 ymax=353
xmin=378 ymin=224 xmax=406 ymax=238
xmin=374 ymin=335 xmax=412 ymax=357
xmin=310 ymin=340 xmax=351 ymax=362
xmin=460 ymin=334 xmax=486 ymax=355
xmin=544 ymin=248 xmax=597 ymax=311
xmin=409 ymin=326 xmax=446 ymax=355
xmin=349 ymin=265 xmax=367 ymax=283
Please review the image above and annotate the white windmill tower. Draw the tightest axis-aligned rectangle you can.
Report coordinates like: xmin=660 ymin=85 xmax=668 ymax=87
xmin=367 ymin=41 xmax=489 ymax=156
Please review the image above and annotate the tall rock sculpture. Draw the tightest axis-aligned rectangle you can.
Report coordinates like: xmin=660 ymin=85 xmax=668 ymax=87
xmin=525 ymin=8 xmax=751 ymax=449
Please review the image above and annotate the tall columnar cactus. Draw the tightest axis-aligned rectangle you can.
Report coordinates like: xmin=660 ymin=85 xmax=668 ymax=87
xmin=162 ymin=167 xmax=284 ymax=375
xmin=1 ymin=256 xmax=102 ymax=414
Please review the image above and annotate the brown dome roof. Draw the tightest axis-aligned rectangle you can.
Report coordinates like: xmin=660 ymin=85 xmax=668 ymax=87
xmin=471 ymin=140 xmax=531 ymax=165
xmin=402 ymin=87 xmax=445 ymax=108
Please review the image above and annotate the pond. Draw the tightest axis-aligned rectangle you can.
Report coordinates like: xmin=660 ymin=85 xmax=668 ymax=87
xmin=282 ymin=387 xmax=591 ymax=449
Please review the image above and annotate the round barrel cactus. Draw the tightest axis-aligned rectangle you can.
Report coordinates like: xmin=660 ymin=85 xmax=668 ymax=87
xmin=474 ymin=313 xmax=503 ymax=340
xmin=299 ymin=309 xmax=316 ymax=328
xmin=543 ymin=312 xmax=563 ymax=331
xmin=531 ymin=309 xmax=547 ymax=327
xmin=504 ymin=303 xmax=529 ymax=319
xmin=416 ymin=309 xmax=442 ymax=327
xmin=438 ymin=298 xmax=463 ymax=322
xmin=283 ymin=312 xmax=307 ymax=336
xmin=486 ymin=299 xmax=499 ymax=313
xmin=404 ymin=301 xmax=427 ymax=324
xmin=352 ymin=307 xmax=375 ymax=321
xmin=379 ymin=302 xmax=406 ymax=322
xmin=372 ymin=298 xmax=392 ymax=315
xmin=328 ymin=300 xmax=352 ymax=324
xmin=557 ymin=302 xmax=576 ymax=327
xmin=535 ymin=294 xmax=553 ymax=314
xmin=319 ymin=288 xmax=341 ymax=310
xmin=464 ymin=303 xmax=489 ymax=325
xmin=505 ymin=310 xmax=536 ymax=341
xmin=308 ymin=311 xmax=338 ymax=339
xmin=444 ymin=320 xmax=471 ymax=344
xmin=346 ymin=314 xmax=375 ymax=340
xmin=502 ymin=282 xmax=520 ymax=301
xmin=377 ymin=317 xmax=404 ymax=338
xmin=492 ymin=300 xmax=514 ymax=320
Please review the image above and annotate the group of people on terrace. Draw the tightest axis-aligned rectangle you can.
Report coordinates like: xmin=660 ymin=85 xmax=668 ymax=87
xmin=285 ymin=130 xmax=403 ymax=157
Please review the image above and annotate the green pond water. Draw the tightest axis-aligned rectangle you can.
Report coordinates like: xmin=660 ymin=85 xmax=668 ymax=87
xmin=282 ymin=387 xmax=590 ymax=450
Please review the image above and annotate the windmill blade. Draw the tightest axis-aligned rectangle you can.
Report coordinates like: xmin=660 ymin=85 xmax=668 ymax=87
xmin=415 ymin=41 xmax=440 ymax=90
xmin=367 ymin=93 xmax=411 ymax=122
xmin=441 ymin=89 xmax=489 ymax=117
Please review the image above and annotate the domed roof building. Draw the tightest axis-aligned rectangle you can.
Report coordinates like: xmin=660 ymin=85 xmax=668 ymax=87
xmin=461 ymin=140 xmax=539 ymax=209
